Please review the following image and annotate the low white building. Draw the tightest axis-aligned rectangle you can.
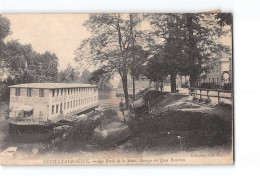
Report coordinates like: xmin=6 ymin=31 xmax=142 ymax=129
xmin=8 ymin=83 xmax=98 ymax=121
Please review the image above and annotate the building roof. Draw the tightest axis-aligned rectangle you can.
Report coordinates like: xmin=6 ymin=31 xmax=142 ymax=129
xmin=9 ymin=83 xmax=97 ymax=89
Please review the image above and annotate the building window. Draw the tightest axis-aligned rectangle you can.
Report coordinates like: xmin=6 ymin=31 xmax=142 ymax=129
xmin=71 ymin=101 xmax=72 ymax=108
xmin=213 ymin=77 xmax=215 ymax=84
xmin=15 ymin=88 xmax=20 ymax=96
xmin=61 ymin=89 xmax=63 ymax=96
xmin=56 ymin=104 xmax=59 ymax=113
xmin=57 ymin=89 xmax=59 ymax=96
xmin=27 ymin=88 xmax=32 ymax=97
xmin=39 ymin=89 xmax=44 ymax=97
xmin=209 ymin=78 xmax=211 ymax=83
xmin=68 ymin=89 xmax=70 ymax=95
xmin=52 ymin=89 xmax=55 ymax=97
xmin=74 ymin=88 xmax=76 ymax=93
xmin=67 ymin=102 xmax=69 ymax=109
xmin=64 ymin=102 xmax=66 ymax=110
xmin=52 ymin=105 xmax=54 ymax=114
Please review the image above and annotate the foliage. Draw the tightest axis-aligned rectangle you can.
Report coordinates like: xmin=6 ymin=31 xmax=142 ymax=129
xmin=128 ymin=110 xmax=232 ymax=151
xmin=39 ymin=109 xmax=119 ymax=153
xmin=205 ymin=98 xmax=211 ymax=104
xmin=223 ymin=83 xmax=232 ymax=90
xmin=75 ymin=13 xmax=148 ymax=108
xmin=0 ymin=16 xmax=59 ymax=99
xmin=57 ymin=63 xmax=80 ymax=83
xmin=80 ymin=69 xmax=91 ymax=83
xmin=39 ymin=119 xmax=101 ymax=153
xmin=88 ymin=68 xmax=113 ymax=91
xmin=193 ymin=96 xmax=198 ymax=101
xmin=0 ymin=15 xmax=11 ymax=64
xmin=215 ymin=13 xmax=232 ymax=29
xmin=147 ymin=13 xmax=231 ymax=90
xmin=100 ymin=109 xmax=119 ymax=125
xmin=200 ymin=83 xmax=220 ymax=89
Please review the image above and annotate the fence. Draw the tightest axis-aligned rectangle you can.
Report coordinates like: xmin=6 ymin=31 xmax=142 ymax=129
xmin=189 ymin=87 xmax=232 ymax=105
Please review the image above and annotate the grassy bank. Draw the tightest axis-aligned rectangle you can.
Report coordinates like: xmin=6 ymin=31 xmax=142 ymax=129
xmin=126 ymin=110 xmax=232 ymax=153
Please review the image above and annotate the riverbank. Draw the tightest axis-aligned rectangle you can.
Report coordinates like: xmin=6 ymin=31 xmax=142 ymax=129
xmin=0 ymin=90 xmax=233 ymax=161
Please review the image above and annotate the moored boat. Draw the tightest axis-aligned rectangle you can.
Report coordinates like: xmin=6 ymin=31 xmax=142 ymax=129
xmin=92 ymin=122 xmax=131 ymax=147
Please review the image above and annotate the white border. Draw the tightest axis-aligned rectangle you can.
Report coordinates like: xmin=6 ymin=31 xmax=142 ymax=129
xmin=1 ymin=0 xmax=260 ymax=179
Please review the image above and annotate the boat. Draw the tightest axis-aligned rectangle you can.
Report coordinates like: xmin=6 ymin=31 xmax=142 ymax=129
xmin=92 ymin=122 xmax=131 ymax=147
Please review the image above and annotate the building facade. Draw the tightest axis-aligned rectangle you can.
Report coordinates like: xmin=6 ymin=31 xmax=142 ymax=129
xmin=9 ymin=83 xmax=98 ymax=121
xmin=198 ymin=52 xmax=232 ymax=88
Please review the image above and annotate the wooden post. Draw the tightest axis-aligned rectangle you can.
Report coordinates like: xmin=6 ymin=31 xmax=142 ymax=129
xmin=218 ymin=90 xmax=220 ymax=104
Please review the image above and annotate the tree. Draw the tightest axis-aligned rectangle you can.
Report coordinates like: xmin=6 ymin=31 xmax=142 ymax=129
xmin=0 ymin=15 xmax=11 ymax=74
xmin=148 ymin=13 xmax=230 ymax=90
xmin=75 ymin=13 xmax=146 ymax=108
xmin=181 ymin=13 xmax=229 ymax=87
xmin=57 ymin=63 xmax=79 ymax=83
xmin=148 ymin=14 xmax=186 ymax=92
xmin=80 ymin=69 xmax=91 ymax=83
xmin=215 ymin=13 xmax=232 ymax=29
xmin=128 ymin=45 xmax=149 ymax=100
xmin=88 ymin=68 xmax=113 ymax=91
xmin=0 ymin=40 xmax=59 ymax=99
xmin=4 ymin=40 xmax=59 ymax=83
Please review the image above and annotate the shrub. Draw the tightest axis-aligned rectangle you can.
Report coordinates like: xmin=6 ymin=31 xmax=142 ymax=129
xmin=130 ymin=110 xmax=232 ymax=150
xmin=181 ymin=83 xmax=189 ymax=88
xmin=39 ymin=109 xmax=120 ymax=153
xmin=198 ymin=98 xmax=204 ymax=103
xmin=205 ymin=98 xmax=211 ymax=104
xmin=200 ymin=83 xmax=220 ymax=89
xmin=39 ymin=119 xmax=101 ymax=153
xmin=193 ymin=96 xmax=198 ymax=101
xmin=223 ymin=83 xmax=232 ymax=90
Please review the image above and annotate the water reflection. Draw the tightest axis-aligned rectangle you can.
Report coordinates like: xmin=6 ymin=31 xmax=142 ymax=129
xmin=98 ymin=90 xmax=122 ymax=110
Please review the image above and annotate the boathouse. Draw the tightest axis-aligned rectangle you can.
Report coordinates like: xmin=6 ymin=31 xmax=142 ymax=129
xmin=8 ymin=83 xmax=98 ymax=121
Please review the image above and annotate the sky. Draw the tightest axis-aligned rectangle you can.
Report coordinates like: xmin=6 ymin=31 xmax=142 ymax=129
xmin=4 ymin=14 xmax=91 ymax=70
xmin=3 ymin=13 xmax=232 ymax=82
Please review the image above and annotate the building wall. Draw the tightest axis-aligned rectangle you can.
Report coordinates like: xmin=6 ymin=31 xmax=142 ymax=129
xmin=9 ymin=86 xmax=99 ymax=121
xmin=9 ymin=88 xmax=50 ymax=120
xmin=48 ymin=87 xmax=99 ymax=120
xmin=200 ymin=57 xmax=232 ymax=86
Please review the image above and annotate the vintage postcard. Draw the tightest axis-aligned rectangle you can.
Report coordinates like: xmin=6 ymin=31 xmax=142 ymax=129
xmin=0 ymin=13 xmax=233 ymax=165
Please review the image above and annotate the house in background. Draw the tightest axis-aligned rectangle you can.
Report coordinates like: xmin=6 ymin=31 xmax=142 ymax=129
xmin=198 ymin=52 xmax=232 ymax=89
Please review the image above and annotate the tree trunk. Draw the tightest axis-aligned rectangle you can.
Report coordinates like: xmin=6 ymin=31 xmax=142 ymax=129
xmin=122 ymin=75 xmax=129 ymax=109
xmin=132 ymin=77 xmax=135 ymax=101
xmin=170 ymin=73 xmax=177 ymax=93
xmin=190 ymin=74 xmax=197 ymax=87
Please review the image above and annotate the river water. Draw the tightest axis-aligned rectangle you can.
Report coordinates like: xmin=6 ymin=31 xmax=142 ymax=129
xmin=98 ymin=90 xmax=122 ymax=110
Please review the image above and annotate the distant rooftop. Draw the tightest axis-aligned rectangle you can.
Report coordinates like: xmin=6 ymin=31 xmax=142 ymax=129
xmin=9 ymin=83 xmax=97 ymax=89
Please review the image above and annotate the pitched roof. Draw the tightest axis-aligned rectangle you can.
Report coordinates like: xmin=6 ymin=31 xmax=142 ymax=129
xmin=9 ymin=83 xmax=97 ymax=89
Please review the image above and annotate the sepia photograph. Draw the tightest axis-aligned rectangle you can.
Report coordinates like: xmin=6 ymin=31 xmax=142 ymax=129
xmin=0 ymin=13 xmax=233 ymax=165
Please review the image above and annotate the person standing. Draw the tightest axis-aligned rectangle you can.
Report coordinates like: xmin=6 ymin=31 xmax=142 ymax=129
xmin=119 ymin=99 xmax=126 ymax=123
xmin=160 ymin=81 xmax=164 ymax=92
